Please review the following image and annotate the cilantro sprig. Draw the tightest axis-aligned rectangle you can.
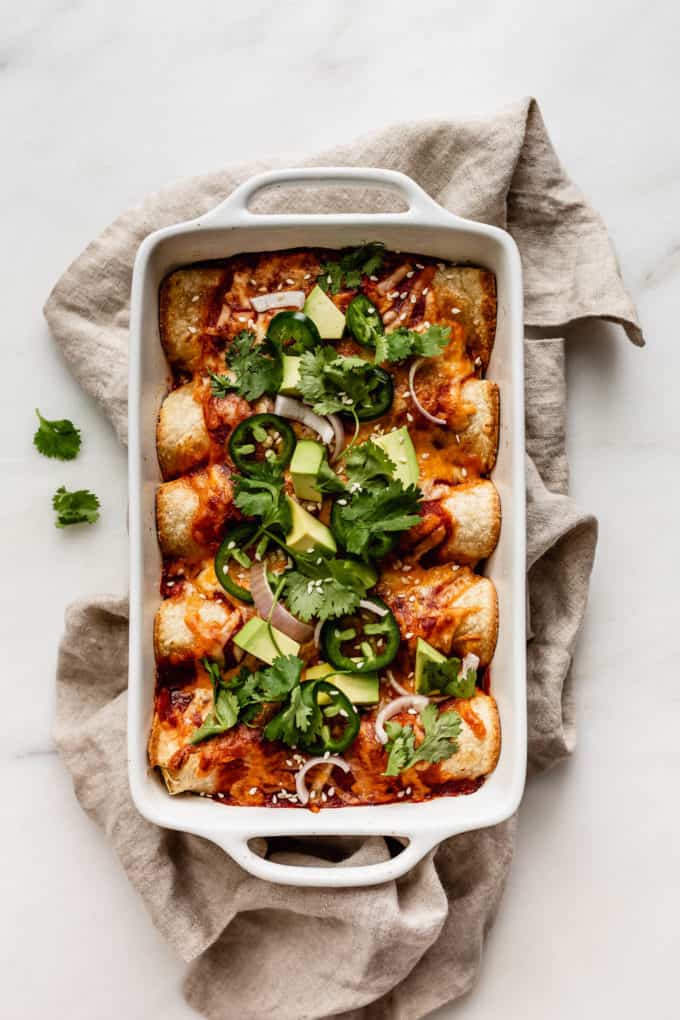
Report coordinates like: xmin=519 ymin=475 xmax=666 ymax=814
xmin=318 ymin=243 xmax=385 ymax=295
xmin=383 ymin=703 xmax=462 ymax=776
xmin=298 ymin=348 xmax=386 ymax=417
xmin=34 ymin=409 xmax=82 ymax=460
xmin=419 ymin=656 xmax=478 ymax=699
xmin=210 ymin=330 xmax=282 ymax=402
xmin=374 ymin=324 xmax=451 ymax=365
xmin=283 ymin=551 xmax=372 ymax=622
xmin=191 ymin=655 xmax=303 ymax=744
xmin=232 ymin=465 xmax=292 ymax=534
xmin=52 ymin=486 xmax=100 ymax=528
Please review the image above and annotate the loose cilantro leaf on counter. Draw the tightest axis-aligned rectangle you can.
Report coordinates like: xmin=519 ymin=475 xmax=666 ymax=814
xmin=318 ymin=242 xmax=385 ymax=294
xmin=233 ymin=466 xmax=291 ymax=534
xmin=383 ymin=704 xmax=462 ymax=776
xmin=283 ymin=552 xmax=371 ymax=622
xmin=34 ymin=409 xmax=82 ymax=460
xmin=374 ymin=324 xmax=451 ymax=365
xmin=419 ymin=656 xmax=478 ymax=699
xmin=52 ymin=486 xmax=100 ymax=528
xmin=215 ymin=330 xmax=282 ymax=402
xmin=334 ymin=480 xmax=422 ymax=560
xmin=298 ymin=348 xmax=384 ymax=417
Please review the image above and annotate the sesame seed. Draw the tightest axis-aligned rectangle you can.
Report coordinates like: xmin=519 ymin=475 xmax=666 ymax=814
xmin=406 ymin=786 xmax=412 ymax=795
xmin=400 ymin=291 xmax=407 ymax=299
xmin=321 ymin=793 xmax=328 ymax=802
xmin=421 ymin=452 xmax=430 ymax=460
xmin=408 ymin=707 xmax=418 ymax=715
xmin=422 ymin=287 xmax=429 ymax=295
xmin=323 ymin=750 xmax=331 ymax=759
xmin=337 ymin=498 xmax=347 ymax=506
xmin=397 ymin=791 xmax=405 ymax=798
xmin=328 ymin=786 xmax=335 ymax=796
xmin=408 ymin=595 xmax=416 ymax=603
xmin=188 ymin=326 xmax=197 ymax=334
xmin=405 ymin=632 xmax=413 ymax=639
xmin=403 ymin=565 xmax=413 ymax=572
xmin=451 ymin=306 xmax=460 ymax=314
xmin=474 ymin=356 xmax=482 ymax=366
xmin=249 ymin=278 xmax=257 ymax=286
xmin=423 ymin=320 xmax=430 ymax=328
xmin=303 ymin=273 xmax=311 ymax=280
xmin=455 ymin=434 xmax=461 ymax=444
xmin=272 ymin=794 xmax=278 ymax=804
xmin=406 ymin=412 xmax=414 ymax=422
xmin=191 ymin=295 xmax=199 ymax=303
xmin=370 ymin=275 xmax=378 ymax=281
xmin=249 ymin=787 xmax=258 ymax=795
xmin=286 ymin=759 xmax=293 ymax=766
xmin=399 ymin=313 xmax=407 ymax=321
xmin=286 ymin=278 xmax=295 ymax=285
xmin=258 ymin=285 xmax=267 ymax=292
xmin=238 ymin=316 xmax=247 ymax=322
xmin=461 ymin=467 xmax=468 ymax=477
xmin=410 ymin=294 xmax=417 ymax=304
xmin=415 ymin=263 xmax=424 ymax=269
xmin=406 ymin=271 xmax=414 ymax=278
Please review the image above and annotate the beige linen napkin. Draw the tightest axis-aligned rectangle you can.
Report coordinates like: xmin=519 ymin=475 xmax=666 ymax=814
xmin=47 ymin=98 xmax=642 ymax=1020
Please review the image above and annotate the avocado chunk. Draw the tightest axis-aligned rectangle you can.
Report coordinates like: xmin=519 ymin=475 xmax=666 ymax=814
xmin=279 ymin=355 xmax=302 ymax=396
xmin=374 ymin=427 xmax=419 ymax=487
xmin=234 ymin=617 xmax=300 ymax=665
xmin=290 ymin=439 xmax=325 ymax=502
xmin=285 ymin=496 xmax=337 ymax=554
xmin=414 ymin=637 xmax=447 ymax=693
xmin=303 ymin=284 xmax=346 ymax=340
xmin=305 ymin=662 xmax=379 ymax=704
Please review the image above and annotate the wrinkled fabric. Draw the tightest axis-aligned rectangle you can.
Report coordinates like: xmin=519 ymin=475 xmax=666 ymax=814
xmin=48 ymin=98 xmax=641 ymax=1020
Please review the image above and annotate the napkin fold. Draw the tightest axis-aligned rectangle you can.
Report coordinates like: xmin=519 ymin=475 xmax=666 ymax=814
xmin=48 ymin=98 xmax=642 ymax=1020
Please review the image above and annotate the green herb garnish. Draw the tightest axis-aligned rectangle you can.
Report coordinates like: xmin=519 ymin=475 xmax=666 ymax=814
xmin=374 ymin=324 xmax=451 ymax=365
xmin=211 ymin=330 xmax=282 ymax=402
xmin=318 ymin=243 xmax=385 ymax=295
xmin=383 ymin=703 xmax=461 ymax=776
xmin=52 ymin=486 xmax=100 ymax=528
xmin=34 ymin=409 xmax=81 ymax=461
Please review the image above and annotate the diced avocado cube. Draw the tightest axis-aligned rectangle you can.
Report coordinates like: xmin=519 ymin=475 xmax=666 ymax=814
xmin=290 ymin=439 xmax=325 ymax=502
xmin=285 ymin=497 xmax=336 ymax=554
xmin=374 ymin=427 xmax=419 ymax=487
xmin=304 ymin=662 xmax=379 ymax=704
xmin=414 ymin=637 xmax=447 ymax=693
xmin=303 ymin=284 xmax=346 ymax=340
xmin=279 ymin=355 xmax=302 ymax=396
xmin=233 ymin=617 xmax=300 ymax=665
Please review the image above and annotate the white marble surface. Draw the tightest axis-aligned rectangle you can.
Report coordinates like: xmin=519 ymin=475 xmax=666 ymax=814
xmin=2 ymin=1 xmax=678 ymax=1017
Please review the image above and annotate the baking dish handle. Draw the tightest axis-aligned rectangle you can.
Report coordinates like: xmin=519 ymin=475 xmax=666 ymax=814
xmin=207 ymin=829 xmax=441 ymax=887
xmin=197 ymin=167 xmax=448 ymax=224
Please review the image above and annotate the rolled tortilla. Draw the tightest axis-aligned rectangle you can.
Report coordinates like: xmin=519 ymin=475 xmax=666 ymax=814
xmin=156 ymin=464 xmax=234 ymax=561
xmin=377 ymin=563 xmax=498 ymax=667
xmin=436 ymin=692 xmax=500 ymax=780
xmin=455 ymin=378 xmax=499 ymax=472
xmin=425 ymin=265 xmax=497 ymax=369
xmin=405 ymin=479 xmax=501 ymax=564
xmin=156 ymin=380 xmax=210 ymax=479
xmin=154 ymin=589 xmax=244 ymax=664
xmin=159 ymin=266 xmax=227 ymax=372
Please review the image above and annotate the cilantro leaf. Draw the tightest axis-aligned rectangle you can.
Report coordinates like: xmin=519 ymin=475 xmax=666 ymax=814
xmin=283 ymin=550 xmax=371 ymax=622
xmin=420 ymin=656 xmax=478 ymax=698
xmin=334 ymin=480 xmax=422 ymax=560
xmin=318 ymin=242 xmax=385 ymax=295
xmin=34 ymin=409 xmax=82 ymax=460
xmin=343 ymin=440 xmax=396 ymax=490
xmin=255 ymin=655 xmax=303 ymax=702
xmin=374 ymin=324 xmax=451 ymax=365
xmin=316 ymin=457 xmax=346 ymax=495
xmin=233 ymin=467 xmax=291 ymax=533
xmin=52 ymin=486 xmax=100 ymax=528
xmin=383 ymin=704 xmax=461 ymax=775
xmin=219 ymin=330 xmax=282 ymax=401
xmin=264 ymin=685 xmax=318 ymax=748
xmin=298 ymin=348 xmax=385 ymax=417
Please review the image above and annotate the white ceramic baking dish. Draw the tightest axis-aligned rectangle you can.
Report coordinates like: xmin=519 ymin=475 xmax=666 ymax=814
xmin=128 ymin=167 xmax=526 ymax=888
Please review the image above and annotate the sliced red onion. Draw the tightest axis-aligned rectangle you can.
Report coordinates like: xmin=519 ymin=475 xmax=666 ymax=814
xmin=377 ymin=264 xmax=410 ymax=294
xmin=295 ymin=756 xmax=350 ymax=805
xmin=274 ymin=395 xmax=335 ymax=446
xmin=374 ymin=695 xmax=429 ymax=745
xmin=249 ymin=563 xmax=314 ymax=643
xmin=359 ymin=599 xmax=388 ymax=617
xmin=328 ymin=413 xmax=345 ymax=462
xmin=386 ymin=670 xmax=410 ymax=697
xmin=408 ymin=358 xmax=447 ymax=426
xmin=313 ymin=619 xmax=324 ymax=647
xmin=250 ymin=290 xmax=305 ymax=313
xmin=461 ymin=652 xmax=480 ymax=679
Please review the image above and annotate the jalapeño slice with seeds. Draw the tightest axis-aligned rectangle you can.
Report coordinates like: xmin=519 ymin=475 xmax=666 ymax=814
xmin=267 ymin=311 xmax=321 ymax=354
xmin=346 ymin=294 xmax=384 ymax=348
xmin=299 ymin=680 xmax=360 ymax=755
xmin=228 ymin=413 xmax=296 ymax=477
xmin=321 ymin=599 xmax=400 ymax=673
xmin=352 ymin=366 xmax=393 ymax=421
